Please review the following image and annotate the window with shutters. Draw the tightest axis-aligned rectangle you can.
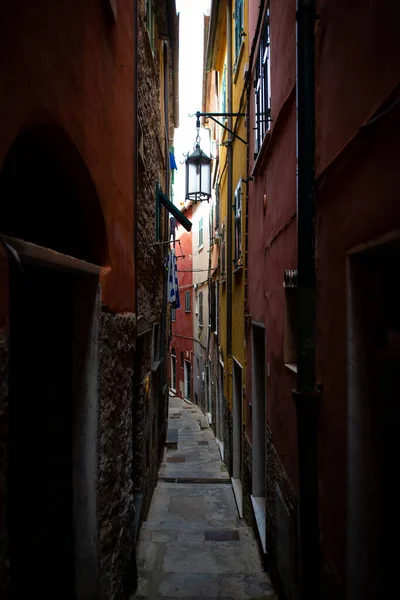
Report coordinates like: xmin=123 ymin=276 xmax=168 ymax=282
xmin=220 ymin=223 xmax=226 ymax=278
xmin=185 ymin=290 xmax=191 ymax=312
xmin=254 ymin=8 xmax=271 ymax=158
xmin=210 ymin=204 xmax=214 ymax=246
xmin=234 ymin=0 xmax=244 ymax=65
xmin=221 ymin=66 xmax=227 ymax=118
xmin=199 ymin=291 xmax=204 ymax=326
xmin=198 ymin=218 xmax=204 ymax=248
xmin=234 ymin=179 xmax=243 ymax=265
xmin=171 ymin=307 xmax=176 ymax=322
xmin=210 ymin=283 xmax=216 ymax=332
xmin=215 ymin=184 xmax=220 ymax=232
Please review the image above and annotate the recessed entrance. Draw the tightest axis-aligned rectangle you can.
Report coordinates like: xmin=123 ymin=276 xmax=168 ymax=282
xmin=347 ymin=233 xmax=400 ymax=599
xmin=251 ymin=323 xmax=266 ymax=553
xmin=8 ymin=263 xmax=100 ymax=598
xmin=232 ymin=358 xmax=243 ymax=517
xmin=1 ymin=124 xmax=106 ymax=598
xmin=184 ymin=360 xmax=191 ymax=400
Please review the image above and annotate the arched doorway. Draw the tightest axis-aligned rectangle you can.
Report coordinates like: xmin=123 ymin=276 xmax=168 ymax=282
xmin=0 ymin=125 xmax=107 ymax=263
xmin=0 ymin=125 xmax=107 ymax=598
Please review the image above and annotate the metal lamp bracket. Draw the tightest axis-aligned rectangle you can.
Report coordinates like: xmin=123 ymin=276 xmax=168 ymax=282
xmin=191 ymin=111 xmax=247 ymax=145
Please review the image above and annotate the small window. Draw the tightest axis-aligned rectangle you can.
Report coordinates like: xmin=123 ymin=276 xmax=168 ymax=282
xmin=185 ymin=290 xmax=191 ymax=312
xmin=198 ymin=291 xmax=204 ymax=326
xmin=221 ymin=66 xmax=227 ymax=118
xmin=171 ymin=307 xmax=176 ymax=322
xmin=180 ymin=351 xmax=184 ymax=367
xmin=210 ymin=282 xmax=216 ymax=332
xmin=220 ymin=224 xmax=226 ymax=276
xmin=215 ymin=185 xmax=220 ymax=231
xmin=234 ymin=179 xmax=242 ymax=264
xmin=210 ymin=205 xmax=214 ymax=245
xmin=198 ymin=218 xmax=204 ymax=248
xmin=234 ymin=0 xmax=244 ymax=64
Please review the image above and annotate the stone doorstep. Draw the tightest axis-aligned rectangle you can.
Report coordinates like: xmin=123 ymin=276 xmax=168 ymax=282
xmin=166 ymin=456 xmax=186 ymax=463
xmin=199 ymin=416 xmax=209 ymax=429
xmin=165 ymin=428 xmax=178 ymax=449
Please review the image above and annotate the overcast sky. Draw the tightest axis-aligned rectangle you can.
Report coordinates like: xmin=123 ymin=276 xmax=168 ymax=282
xmin=173 ymin=0 xmax=211 ymax=206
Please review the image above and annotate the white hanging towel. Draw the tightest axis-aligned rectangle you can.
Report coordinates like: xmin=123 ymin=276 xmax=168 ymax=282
xmin=168 ymin=248 xmax=180 ymax=308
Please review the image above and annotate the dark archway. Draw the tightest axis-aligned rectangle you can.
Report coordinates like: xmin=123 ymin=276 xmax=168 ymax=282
xmin=0 ymin=125 xmax=108 ymax=265
xmin=2 ymin=125 xmax=106 ymax=598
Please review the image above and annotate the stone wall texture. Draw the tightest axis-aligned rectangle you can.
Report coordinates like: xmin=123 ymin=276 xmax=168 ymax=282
xmin=265 ymin=427 xmax=299 ymax=599
xmin=242 ymin=434 xmax=256 ymax=531
xmin=133 ymin=0 xmax=171 ymax=537
xmin=0 ymin=333 xmax=9 ymax=597
xmin=98 ymin=309 xmax=136 ymax=600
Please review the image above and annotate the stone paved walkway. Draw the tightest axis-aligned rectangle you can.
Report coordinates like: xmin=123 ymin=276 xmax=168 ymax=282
xmin=133 ymin=396 xmax=276 ymax=600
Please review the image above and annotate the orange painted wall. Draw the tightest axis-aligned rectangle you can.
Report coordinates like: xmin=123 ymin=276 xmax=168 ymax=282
xmin=0 ymin=0 xmax=135 ymax=314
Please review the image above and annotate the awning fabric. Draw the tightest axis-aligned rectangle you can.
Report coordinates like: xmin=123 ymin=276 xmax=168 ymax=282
xmin=157 ymin=187 xmax=192 ymax=232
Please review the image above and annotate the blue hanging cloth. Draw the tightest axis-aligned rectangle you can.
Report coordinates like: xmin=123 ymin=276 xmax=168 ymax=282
xmin=167 ymin=248 xmax=180 ymax=309
xmin=169 ymin=152 xmax=178 ymax=170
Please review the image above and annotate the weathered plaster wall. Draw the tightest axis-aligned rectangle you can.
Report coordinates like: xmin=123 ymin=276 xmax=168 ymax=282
xmin=98 ymin=309 xmax=136 ymax=600
xmin=0 ymin=0 xmax=135 ymax=313
xmin=315 ymin=1 xmax=400 ymax=586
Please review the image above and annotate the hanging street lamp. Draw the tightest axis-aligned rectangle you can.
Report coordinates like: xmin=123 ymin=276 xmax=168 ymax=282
xmin=185 ymin=115 xmax=212 ymax=202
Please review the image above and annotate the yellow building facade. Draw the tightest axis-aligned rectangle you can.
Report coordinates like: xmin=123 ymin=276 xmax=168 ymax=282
xmin=204 ymin=0 xmax=248 ymax=515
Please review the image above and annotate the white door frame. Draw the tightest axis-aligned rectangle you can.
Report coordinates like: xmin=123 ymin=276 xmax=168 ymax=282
xmin=232 ymin=357 xmax=243 ymax=517
xmin=215 ymin=359 xmax=225 ymax=459
xmin=251 ymin=322 xmax=266 ymax=552
xmin=170 ymin=351 xmax=176 ymax=392
xmin=184 ymin=359 xmax=191 ymax=400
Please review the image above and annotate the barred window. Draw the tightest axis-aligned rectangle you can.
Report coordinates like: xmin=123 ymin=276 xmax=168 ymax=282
xmin=234 ymin=179 xmax=242 ymax=264
xmin=254 ymin=9 xmax=271 ymax=157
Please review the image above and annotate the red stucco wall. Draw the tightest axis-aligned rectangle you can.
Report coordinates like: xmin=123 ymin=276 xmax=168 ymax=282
xmin=315 ymin=0 xmax=400 ymax=582
xmin=0 ymin=0 xmax=135 ymax=314
xmin=170 ymin=206 xmax=194 ymax=397
xmin=247 ymin=0 xmax=298 ymax=488
xmin=247 ymin=0 xmax=400 ymax=590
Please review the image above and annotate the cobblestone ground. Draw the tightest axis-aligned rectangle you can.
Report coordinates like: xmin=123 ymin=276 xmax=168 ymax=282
xmin=133 ymin=396 xmax=277 ymax=600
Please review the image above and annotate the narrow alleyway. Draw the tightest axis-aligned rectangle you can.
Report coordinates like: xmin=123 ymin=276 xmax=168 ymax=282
xmin=134 ymin=397 xmax=276 ymax=600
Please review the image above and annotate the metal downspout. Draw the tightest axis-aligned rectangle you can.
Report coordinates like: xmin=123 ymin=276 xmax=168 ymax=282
xmin=294 ymin=1 xmax=321 ymax=598
xmin=226 ymin=0 xmax=233 ymax=358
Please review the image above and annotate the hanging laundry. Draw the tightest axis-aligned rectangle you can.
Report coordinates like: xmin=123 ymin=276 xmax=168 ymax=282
xmin=169 ymin=151 xmax=178 ymax=170
xmin=167 ymin=248 xmax=180 ymax=308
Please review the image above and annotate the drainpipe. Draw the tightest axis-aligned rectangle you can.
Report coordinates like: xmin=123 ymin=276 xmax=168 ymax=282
xmin=226 ymin=0 xmax=233 ymax=358
xmin=294 ymin=1 xmax=321 ymax=598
